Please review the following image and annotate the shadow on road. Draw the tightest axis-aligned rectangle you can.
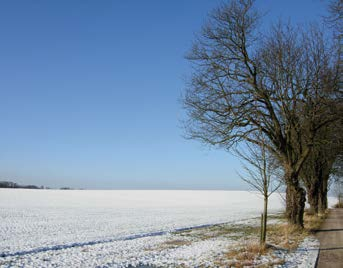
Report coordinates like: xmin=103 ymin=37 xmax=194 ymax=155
xmin=315 ymin=228 xmax=343 ymax=232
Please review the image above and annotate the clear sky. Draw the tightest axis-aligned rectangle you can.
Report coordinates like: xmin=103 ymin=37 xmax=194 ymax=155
xmin=0 ymin=0 xmax=329 ymax=189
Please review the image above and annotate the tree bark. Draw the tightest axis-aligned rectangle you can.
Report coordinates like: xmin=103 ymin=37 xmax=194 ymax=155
xmin=285 ymin=172 xmax=306 ymax=227
xmin=262 ymin=196 xmax=268 ymax=244
xmin=305 ymin=169 xmax=329 ymax=215
xmin=318 ymin=174 xmax=329 ymax=214
xmin=307 ymin=181 xmax=319 ymax=214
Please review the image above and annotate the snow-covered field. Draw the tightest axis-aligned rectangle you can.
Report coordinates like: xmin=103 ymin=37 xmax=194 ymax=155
xmin=0 ymin=189 xmax=335 ymax=267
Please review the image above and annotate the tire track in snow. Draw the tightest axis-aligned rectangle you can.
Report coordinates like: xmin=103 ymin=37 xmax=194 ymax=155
xmin=0 ymin=221 xmax=234 ymax=258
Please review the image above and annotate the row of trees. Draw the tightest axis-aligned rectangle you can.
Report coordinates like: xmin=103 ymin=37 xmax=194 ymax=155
xmin=183 ymin=0 xmax=342 ymax=228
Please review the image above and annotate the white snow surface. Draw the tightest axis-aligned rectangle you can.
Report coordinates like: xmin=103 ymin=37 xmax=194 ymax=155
xmin=276 ymin=236 xmax=320 ymax=268
xmin=0 ymin=189 xmax=336 ymax=267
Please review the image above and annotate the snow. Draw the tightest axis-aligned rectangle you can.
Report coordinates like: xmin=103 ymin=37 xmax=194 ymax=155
xmin=275 ymin=236 xmax=320 ymax=268
xmin=0 ymin=189 xmax=335 ymax=267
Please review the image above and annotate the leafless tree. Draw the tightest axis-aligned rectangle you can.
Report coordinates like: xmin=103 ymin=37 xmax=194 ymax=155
xmin=327 ymin=0 xmax=343 ymax=30
xmin=332 ymin=154 xmax=343 ymax=204
xmin=326 ymin=0 xmax=343 ymax=92
xmin=334 ymin=181 xmax=343 ymax=205
xmin=183 ymin=0 xmax=339 ymax=227
xmin=300 ymin=123 xmax=343 ymax=215
xmin=236 ymin=137 xmax=281 ymax=245
xmin=333 ymin=167 xmax=343 ymax=206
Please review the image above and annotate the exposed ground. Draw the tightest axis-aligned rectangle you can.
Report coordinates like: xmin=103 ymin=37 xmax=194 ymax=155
xmin=316 ymin=208 xmax=343 ymax=268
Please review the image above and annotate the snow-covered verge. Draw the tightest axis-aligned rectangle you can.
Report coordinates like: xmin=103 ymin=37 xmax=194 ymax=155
xmin=275 ymin=236 xmax=320 ymax=268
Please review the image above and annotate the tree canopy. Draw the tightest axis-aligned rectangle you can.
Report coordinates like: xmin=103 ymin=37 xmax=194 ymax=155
xmin=183 ymin=0 xmax=340 ymax=226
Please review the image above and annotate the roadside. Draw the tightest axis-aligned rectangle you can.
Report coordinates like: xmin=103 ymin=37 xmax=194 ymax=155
xmin=316 ymin=208 xmax=343 ymax=268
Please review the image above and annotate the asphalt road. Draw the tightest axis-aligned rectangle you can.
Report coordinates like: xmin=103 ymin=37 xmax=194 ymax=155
xmin=316 ymin=208 xmax=343 ymax=268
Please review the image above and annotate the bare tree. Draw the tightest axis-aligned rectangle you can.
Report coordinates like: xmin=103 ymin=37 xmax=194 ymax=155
xmin=183 ymin=0 xmax=339 ymax=226
xmin=327 ymin=0 xmax=343 ymax=30
xmin=236 ymin=137 xmax=281 ymax=245
xmin=334 ymin=181 xmax=343 ymax=206
xmin=332 ymin=154 xmax=343 ymax=205
xmin=326 ymin=0 xmax=343 ymax=92
xmin=300 ymin=121 xmax=343 ymax=214
xmin=333 ymin=175 xmax=343 ymax=207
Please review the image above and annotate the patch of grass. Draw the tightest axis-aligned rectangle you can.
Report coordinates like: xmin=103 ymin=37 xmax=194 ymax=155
xmin=267 ymin=223 xmax=307 ymax=250
xmin=217 ymin=219 xmax=308 ymax=266
xmin=163 ymin=239 xmax=191 ymax=247
xmin=174 ymin=224 xmax=260 ymax=242
xmin=146 ymin=239 xmax=192 ymax=251
xmin=304 ymin=212 xmax=326 ymax=232
xmin=216 ymin=242 xmax=271 ymax=268
xmin=266 ymin=212 xmax=327 ymax=250
xmin=227 ymin=242 xmax=267 ymax=260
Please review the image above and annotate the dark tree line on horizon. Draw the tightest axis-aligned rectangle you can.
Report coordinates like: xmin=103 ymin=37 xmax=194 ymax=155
xmin=0 ymin=180 xmax=75 ymax=190
xmin=0 ymin=181 xmax=44 ymax=189
xmin=183 ymin=0 xmax=343 ymax=227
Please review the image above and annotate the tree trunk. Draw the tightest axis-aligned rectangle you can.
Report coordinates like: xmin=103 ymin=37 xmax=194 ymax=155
xmin=318 ymin=174 xmax=329 ymax=214
xmin=261 ymin=196 xmax=268 ymax=245
xmin=285 ymin=173 xmax=306 ymax=227
xmin=306 ymin=179 xmax=319 ymax=214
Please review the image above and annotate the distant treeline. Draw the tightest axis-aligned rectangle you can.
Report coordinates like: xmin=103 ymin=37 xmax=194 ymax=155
xmin=0 ymin=181 xmax=44 ymax=189
xmin=0 ymin=181 xmax=74 ymax=190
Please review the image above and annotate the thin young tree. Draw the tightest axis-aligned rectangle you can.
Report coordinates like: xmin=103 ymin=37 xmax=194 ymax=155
xmin=236 ymin=138 xmax=281 ymax=246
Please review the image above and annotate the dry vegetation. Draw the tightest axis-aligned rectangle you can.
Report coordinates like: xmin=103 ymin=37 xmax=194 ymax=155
xmin=145 ymin=239 xmax=192 ymax=252
xmin=161 ymin=239 xmax=192 ymax=249
xmin=152 ymin=212 xmax=327 ymax=267
xmin=221 ymin=242 xmax=270 ymax=267
xmin=217 ymin=212 xmax=327 ymax=266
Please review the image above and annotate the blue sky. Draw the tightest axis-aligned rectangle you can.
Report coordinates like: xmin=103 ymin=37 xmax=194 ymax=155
xmin=0 ymin=0 xmax=329 ymax=189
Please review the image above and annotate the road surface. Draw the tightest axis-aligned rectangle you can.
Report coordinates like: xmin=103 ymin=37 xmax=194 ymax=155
xmin=316 ymin=208 xmax=343 ymax=268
